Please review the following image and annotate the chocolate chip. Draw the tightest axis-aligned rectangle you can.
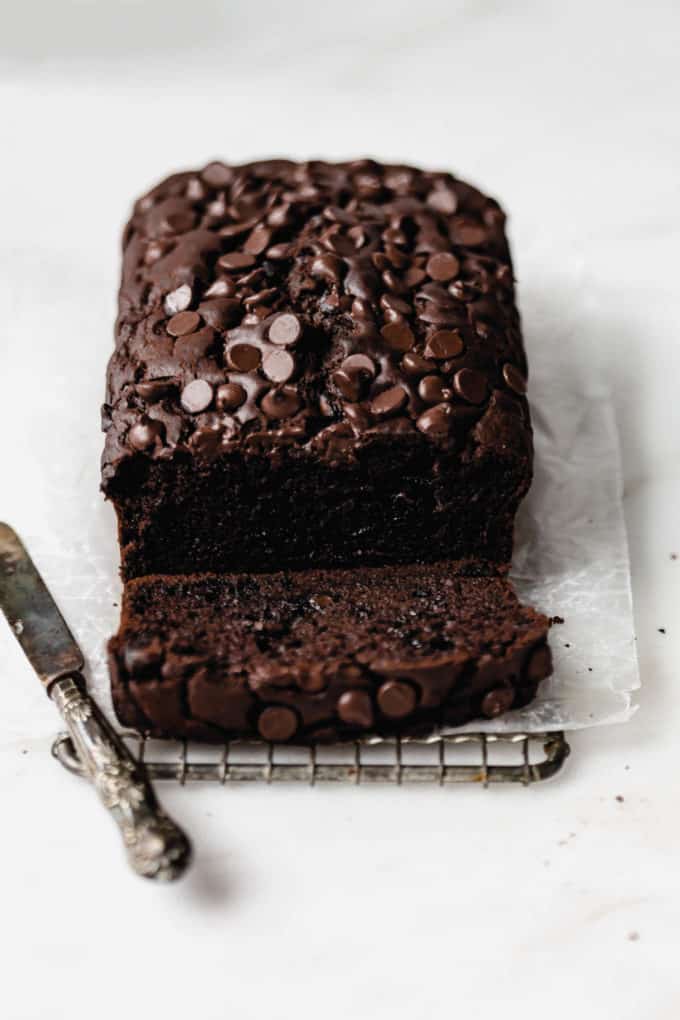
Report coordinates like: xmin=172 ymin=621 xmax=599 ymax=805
xmin=481 ymin=687 xmax=514 ymax=718
xmin=404 ymin=266 xmax=427 ymax=288
xmin=244 ymin=225 xmax=272 ymax=255
xmin=181 ymin=379 xmax=214 ymax=414
xmin=269 ymin=312 xmax=302 ymax=346
xmin=311 ymin=254 xmax=345 ymax=284
xmin=262 ymin=348 xmax=295 ymax=383
xmin=218 ymin=252 xmax=256 ymax=272
xmin=198 ymin=298 xmax=242 ymax=330
xmin=266 ymin=243 xmax=291 ymax=260
xmin=164 ymin=284 xmax=193 ymax=316
xmin=526 ymin=644 xmax=552 ymax=684
xmin=382 ymin=269 xmax=409 ymax=295
xmin=337 ymin=690 xmax=374 ymax=728
xmin=370 ymin=385 xmax=408 ymax=418
xmin=426 ymin=186 xmax=458 ymax=215
xmin=257 ymin=706 xmax=298 ymax=741
xmin=135 ymin=379 xmax=175 ymax=401
xmin=380 ymin=321 xmax=414 ymax=352
xmin=216 ymin=382 xmax=247 ymax=411
xmin=426 ymin=252 xmax=460 ymax=282
xmin=418 ymin=375 xmax=448 ymax=404
xmin=261 ymin=386 xmax=301 ymax=419
xmin=377 ymin=680 xmax=417 ymax=718
xmin=201 ymin=162 xmax=233 ymax=188
xmin=416 ymin=402 xmax=456 ymax=437
xmin=380 ymin=293 xmax=411 ymax=316
xmin=164 ymin=210 xmax=196 ymax=234
xmin=167 ymin=310 xmax=201 ymax=337
xmin=128 ymin=419 xmax=165 ymax=451
xmin=453 ymin=368 xmax=488 ymax=404
xmin=341 ymin=353 xmax=376 ymax=377
xmin=424 ymin=329 xmax=464 ymax=360
xmin=502 ymin=362 xmax=527 ymax=395
xmin=401 ymin=351 xmax=437 ymax=377
xmin=190 ymin=423 xmax=224 ymax=454
xmin=451 ymin=219 xmax=487 ymax=246
xmin=332 ymin=368 xmax=368 ymax=402
xmin=204 ymin=278 xmax=237 ymax=298
xmin=227 ymin=343 xmax=261 ymax=372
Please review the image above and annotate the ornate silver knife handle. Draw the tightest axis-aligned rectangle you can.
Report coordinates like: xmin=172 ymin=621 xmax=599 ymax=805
xmin=51 ymin=674 xmax=191 ymax=881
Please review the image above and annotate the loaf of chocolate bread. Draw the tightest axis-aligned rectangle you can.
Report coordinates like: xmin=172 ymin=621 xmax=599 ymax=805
xmin=102 ymin=160 xmax=532 ymax=580
xmin=109 ymin=563 xmax=551 ymax=742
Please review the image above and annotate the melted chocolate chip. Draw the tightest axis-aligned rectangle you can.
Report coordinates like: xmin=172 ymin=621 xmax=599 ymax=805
xmin=128 ymin=419 xmax=165 ymax=451
xmin=424 ymin=329 xmax=464 ymax=360
xmin=452 ymin=368 xmax=488 ymax=404
xmin=261 ymin=386 xmax=301 ymax=419
xmin=268 ymin=312 xmax=302 ymax=346
xmin=181 ymin=379 xmax=214 ymax=414
xmin=426 ymin=252 xmax=460 ymax=282
xmin=502 ymin=362 xmax=527 ymax=395
xmin=216 ymin=382 xmax=247 ymax=412
xmin=167 ymin=310 xmax=201 ymax=337
xmin=380 ymin=321 xmax=415 ymax=352
xmin=370 ymin=385 xmax=409 ymax=419
xmin=164 ymin=284 xmax=193 ymax=316
xmin=227 ymin=343 xmax=262 ymax=372
xmin=262 ymin=348 xmax=296 ymax=383
xmin=377 ymin=679 xmax=417 ymax=718
xmin=481 ymin=687 xmax=514 ymax=718
xmin=337 ymin=690 xmax=374 ymax=728
xmin=257 ymin=705 xmax=298 ymax=741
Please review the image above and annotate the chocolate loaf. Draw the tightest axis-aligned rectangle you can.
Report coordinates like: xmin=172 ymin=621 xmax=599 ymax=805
xmin=102 ymin=159 xmax=532 ymax=580
xmin=109 ymin=564 xmax=552 ymax=743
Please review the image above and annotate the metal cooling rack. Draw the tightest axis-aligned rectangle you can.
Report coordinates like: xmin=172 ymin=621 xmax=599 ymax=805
xmin=53 ymin=729 xmax=569 ymax=787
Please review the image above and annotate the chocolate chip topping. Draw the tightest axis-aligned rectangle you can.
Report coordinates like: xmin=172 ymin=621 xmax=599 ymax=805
xmin=164 ymin=284 xmax=193 ymax=316
xmin=216 ymin=382 xmax=247 ymax=412
xmin=453 ymin=368 xmax=488 ymax=404
xmin=269 ymin=312 xmax=302 ymax=346
xmin=370 ymin=385 xmax=409 ymax=419
xmin=257 ymin=705 xmax=298 ymax=741
xmin=377 ymin=679 xmax=417 ymax=718
xmin=227 ymin=343 xmax=261 ymax=372
xmin=167 ymin=310 xmax=201 ymax=337
xmin=181 ymin=379 xmax=214 ymax=414
xmin=218 ymin=252 xmax=256 ymax=271
xmin=502 ymin=362 xmax=528 ymax=395
xmin=105 ymin=159 xmax=526 ymax=480
xmin=424 ymin=330 xmax=464 ymax=360
xmin=380 ymin=321 xmax=415 ymax=352
xmin=262 ymin=348 xmax=295 ymax=383
xmin=481 ymin=687 xmax=514 ymax=718
xmin=337 ymin=690 xmax=374 ymax=728
xmin=260 ymin=386 xmax=301 ymax=419
xmin=426 ymin=252 xmax=460 ymax=282
xmin=128 ymin=419 xmax=164 ymax=451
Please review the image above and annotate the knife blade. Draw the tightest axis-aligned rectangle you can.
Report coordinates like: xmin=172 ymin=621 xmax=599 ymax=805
xmin=0 ymin=522 xmax=84 ymax=686
xmin=0 ymin=522 xmax=191 ymax=880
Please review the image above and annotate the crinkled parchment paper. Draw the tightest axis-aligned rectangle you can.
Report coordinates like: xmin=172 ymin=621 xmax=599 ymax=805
xmin=0 ymin=248 xmax=639 ymax=734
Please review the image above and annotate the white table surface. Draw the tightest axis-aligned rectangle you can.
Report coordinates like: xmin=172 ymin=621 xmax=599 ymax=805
xmin=1 ymin=2 xmax=679 ymax=1017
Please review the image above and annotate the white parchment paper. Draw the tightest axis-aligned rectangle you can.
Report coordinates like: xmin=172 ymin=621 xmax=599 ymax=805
xmin=0 ymin=247 xmax=639 ymax=733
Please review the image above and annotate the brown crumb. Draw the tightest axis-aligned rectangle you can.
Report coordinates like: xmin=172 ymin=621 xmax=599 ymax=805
xmin=551 ymin=615 xmax=565 ymax=625
xmin=627 ymin=931 xmax=640 ymax=942
xmin=564 ymin=642 xmax=571 ymax=648
xmin=671 ymin=553 xmax=677 ymax=561
xmin=658 ymin=628 xmax=666 ymax=634
xmin=616 ymin=795 xmax=624 ymax=803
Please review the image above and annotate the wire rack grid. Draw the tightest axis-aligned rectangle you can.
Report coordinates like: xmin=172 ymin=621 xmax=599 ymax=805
xmin=53 ymin=728 xmax=570 ymax=788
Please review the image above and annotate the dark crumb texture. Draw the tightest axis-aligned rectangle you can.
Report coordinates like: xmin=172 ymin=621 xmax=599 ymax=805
xmin=109 ymin=563 xmax=552 ymax=743
xmin=103 ymin=159 xmax=533 ymax=579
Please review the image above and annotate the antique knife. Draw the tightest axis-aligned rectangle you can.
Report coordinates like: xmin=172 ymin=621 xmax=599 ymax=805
xmin=0 ymin=522 xmax=191 ymax=881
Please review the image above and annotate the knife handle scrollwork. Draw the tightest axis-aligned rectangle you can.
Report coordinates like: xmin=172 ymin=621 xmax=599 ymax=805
xmin=50 ymin=674 xmax=191 ymax=881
